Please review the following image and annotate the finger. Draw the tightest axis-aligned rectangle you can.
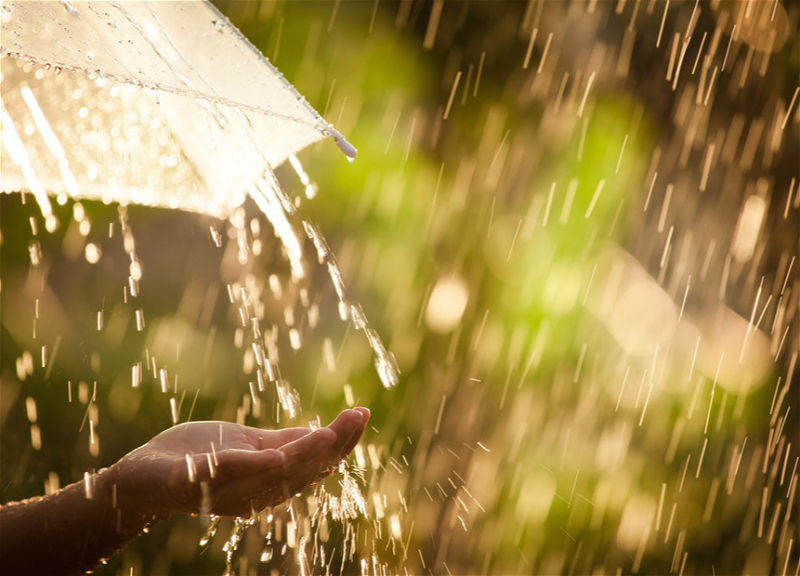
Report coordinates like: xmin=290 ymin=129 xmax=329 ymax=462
xmin=340 ymin=407 xmax=370 ymax=457
xmin=272 ymin=416 xmax=363 ymax=503
xmin=253 ymin=427 xmax=312 ymax=451
xmin=325 ymin=409 xmax=365 ymax=453
xmin=199 ymin=448 xmax=285 ymax=478
xmin=280 ymin=428 xmax=336 ymax=468
xmin=303 ymin=409 xmax=366 ymax=474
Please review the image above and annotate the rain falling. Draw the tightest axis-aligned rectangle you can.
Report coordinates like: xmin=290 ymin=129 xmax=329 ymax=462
xmin=1 ymin=1 xmax=798 ymax=575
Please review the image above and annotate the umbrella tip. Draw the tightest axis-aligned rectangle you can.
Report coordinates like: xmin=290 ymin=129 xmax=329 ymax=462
xmin=332 ymin=130 xmax=357 ymax=162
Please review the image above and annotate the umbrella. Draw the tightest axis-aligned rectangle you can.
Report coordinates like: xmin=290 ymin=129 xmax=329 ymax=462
xmin=0 ymin=0 xmax=356 ymax=221
xmin=0 ymin=0 xmax=399 ymax=388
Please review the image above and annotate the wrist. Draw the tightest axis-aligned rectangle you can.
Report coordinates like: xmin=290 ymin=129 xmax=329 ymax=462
xmin=100 ymin=463 xmax=171 ymax=535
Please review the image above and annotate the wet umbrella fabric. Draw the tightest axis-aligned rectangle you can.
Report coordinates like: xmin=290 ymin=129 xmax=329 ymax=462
xmin=0 ymin=0 xmax=354 ymax=219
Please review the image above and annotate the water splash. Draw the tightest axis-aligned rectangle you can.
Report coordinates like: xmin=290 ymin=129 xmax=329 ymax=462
xmin=199 ymin=515 xmax=221 ymax=547
xmin=222 ymin=516 xmax=256 ymax=574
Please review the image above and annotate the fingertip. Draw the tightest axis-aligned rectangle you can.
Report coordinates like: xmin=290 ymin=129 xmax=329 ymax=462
xmin=332 ymin=409 xmax=365 ymax=437
xmin=333 ymin=408 xmax=363 ymax=425
xmin=353 ymin=407 xmax=370 ymax=425
xmin=338 ymin=408 xmax=370 ymax=457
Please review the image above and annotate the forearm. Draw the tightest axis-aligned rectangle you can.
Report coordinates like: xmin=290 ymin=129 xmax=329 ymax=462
xmin=0 ymin=468 xmax=167 ymax=575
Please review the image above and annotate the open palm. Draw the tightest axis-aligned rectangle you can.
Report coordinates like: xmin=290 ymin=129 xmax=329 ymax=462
xmin=110 ymin=408 xmax=369 ymax=517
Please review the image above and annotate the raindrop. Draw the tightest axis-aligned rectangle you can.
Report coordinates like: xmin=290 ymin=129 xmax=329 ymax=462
xmin=59 ymin=0 xmax=78 ymax=17
xmin=259 ymin=545 xmax=273 ymax=563
xmin=28 ymin=241 xmax=41 ymax=266
xmin=44 ymin=215 xmax=57 ymax=232
xmin=375 ymin=353 xmax=400 ymax=389
xmin=198 ymin=515 xmax=220 ymax=547
xmin=84 ymin=243 xmax=101 ymax=264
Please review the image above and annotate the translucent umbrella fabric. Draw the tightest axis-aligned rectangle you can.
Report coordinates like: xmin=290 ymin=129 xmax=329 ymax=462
xmin=0 ymin=0 xmax=354 ymax=219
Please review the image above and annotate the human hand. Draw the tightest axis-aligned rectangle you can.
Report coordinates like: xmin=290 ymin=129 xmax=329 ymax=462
xmin=107 ymin=408 xmax=370 ymax=518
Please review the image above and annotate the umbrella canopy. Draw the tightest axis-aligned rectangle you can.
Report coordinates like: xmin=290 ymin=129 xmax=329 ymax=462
xmin=0 ymin=0 xmax=355 ymax=219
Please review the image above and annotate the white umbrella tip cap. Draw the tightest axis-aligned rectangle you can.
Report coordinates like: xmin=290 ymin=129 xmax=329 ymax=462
xmin=332 ymin=130 xmax=357 ymax=161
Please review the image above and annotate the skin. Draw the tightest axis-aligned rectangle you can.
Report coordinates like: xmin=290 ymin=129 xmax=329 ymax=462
xmin=0 ymin=407 xmax=370 ymax=575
